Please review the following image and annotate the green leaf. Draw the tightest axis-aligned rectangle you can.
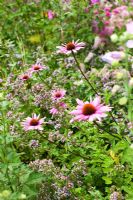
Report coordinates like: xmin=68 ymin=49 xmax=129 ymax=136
xmin=102 ymin=176 xmax=112 ymax=184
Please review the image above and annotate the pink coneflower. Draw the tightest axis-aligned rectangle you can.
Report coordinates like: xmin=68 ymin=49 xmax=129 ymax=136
xmin=21 ymin=114 xmax=44 ymax=131
xmin=70 ymin=97 xmax=111 ymax=122
xmin=19 ymin=73 xmax=31 ymax=81
xmin=47 ymin=10 xmax=54 ymax=20
xmin=91 ymin=0 xmax=100 ymax=4
xmin=51 ymin=89 xmax=66 ymax=101
xmin=50 ymin=108 xmax=58 ymax=115
xmin=50 ymin=102 xmax=67 ymax=115
xmin=56 ymin=40 xmax=85 ymax=55
xmin=59 ymin=102 xmax=67 ymax=108
xmin=30 ymin=64 xmax=46 ymax=73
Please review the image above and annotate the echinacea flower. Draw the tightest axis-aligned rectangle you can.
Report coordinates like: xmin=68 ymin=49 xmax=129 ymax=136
xmin=51 ymin=89 xmax=66 ymax=101
xmin=101 ymin=51 xmax=125 ymax=64
xmin=30 ymin=64 xmax=46 ymax=73
xmin=91 ymin=0 xmax=100 ymax=4
xmin=50 ymin=102 xmax=67 ymax=115
xmin=70 ymin=97 xmax=111 ymax=122
xmin=47 ymin=10 xmax=54 ymax=20
xmin=21 ymin=114 xmax=44 ymax=131
xmin=50 ymin=108 xmax=58 ymax=115
xmin=19 ymin=73 xmax=31 ymax=81
xmin=56 ymin=40 xmax=85 ymax=55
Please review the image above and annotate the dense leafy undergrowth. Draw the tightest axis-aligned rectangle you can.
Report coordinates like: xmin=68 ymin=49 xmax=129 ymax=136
xmin=0 ymin=0 xmax=133 ymax=199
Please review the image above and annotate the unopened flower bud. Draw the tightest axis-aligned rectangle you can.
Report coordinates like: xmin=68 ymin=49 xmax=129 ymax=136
xmin=123 ymin=31 xmax=131 ymax=40
xmin=1 ymin=190 xmax=11 ymax=198
xmin=119 ymin=97 xmax=128 ymax=105
xmin=111 ymin=85 xmax=120 ymax=95
xmin=19 ymin=194 xmax=27 ymax=199
xmin=119 ymin=35 xmax=126 ymax=42
xmin=110 ymin=34 xmax=118 ymax=43
xmin=112 ymin=60 xmax=119 ymax=67
xmin=116 ymin=72 xmax=124 ymax=80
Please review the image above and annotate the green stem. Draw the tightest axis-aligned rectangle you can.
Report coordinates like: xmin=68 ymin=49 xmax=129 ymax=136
xmin=72 ymin=51 xmax=118 ymax=125
xmin=93 ymin=121 xmax=120 ymax=140
xmin=2 ymin=111 xmax=14 ymax=192
xmin=72 ymin=51 xmax=99 ymax=95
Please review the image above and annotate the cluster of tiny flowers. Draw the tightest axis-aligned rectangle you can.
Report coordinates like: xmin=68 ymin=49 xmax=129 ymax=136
xmin=64 ymin=56 xmax=75 ymax=68
xmin=55 ymin=187 xmax=70 ymax=199
xmin=114 ymin=164 xmax=125 ymax=172
xmin=97 ymin=66 xmax=116 ymax=91
xmin=48 ymin=131 xmax=66 ymax=143
xmin=34 ymin=92 xmax=50 ymax=108
xmin=30 ymin=158 xmax=88 ymax=199
xmin=128 ymin=122 xmax=133 ymax=130
xmin=29 ymin=159 xmax=55 ymax=173
xmin=29 ymin=139 xmax=39 ymax=148
xmin=71 ymin=159 xmax=88 ymax=178
xmin=50 ymin=89 xmax=67 ymax=115
xmin=110 ymin=191 xmax=122 ymax=200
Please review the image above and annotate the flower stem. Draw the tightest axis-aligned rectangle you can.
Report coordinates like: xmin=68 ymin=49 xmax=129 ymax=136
xmin=71 ymin=51 xmax=99 ymax=95
xmin=72 ymin=51 xmax=118 ymax=125
xmin=93 ymin=121 xmax=120 ymax=140
xmin=2 ymin=111 xmax=14 ymax=192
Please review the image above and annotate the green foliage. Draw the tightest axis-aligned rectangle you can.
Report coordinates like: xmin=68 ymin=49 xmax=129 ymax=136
xmin=0 ymin=0 xmax=133 ymax=199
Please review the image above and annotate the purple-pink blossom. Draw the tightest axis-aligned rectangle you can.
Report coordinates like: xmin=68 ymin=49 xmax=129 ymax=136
xmin=30 ymin=64 xmax=46 ymax=73
xmin=50 ymin=108 xmax=58 ymax=115
xmin=19 ymin=73 xmax=32 ymax=81
xmin=51 ymin=89 xmax=66 ymax=101
xmin=21 ymin=114 xmax=44 ymax=131
xmin=50 ymin=102 xmax=67 ymax=115
xmin=47 ymin=10 xmax=55 ymax=20
xmin=91 ymin=0 xmax=100 ymax=4
xmin=70 ymin=97 xmax=111 ymax=122
xmin=56 ymin=40 xmax=85 ymax=55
